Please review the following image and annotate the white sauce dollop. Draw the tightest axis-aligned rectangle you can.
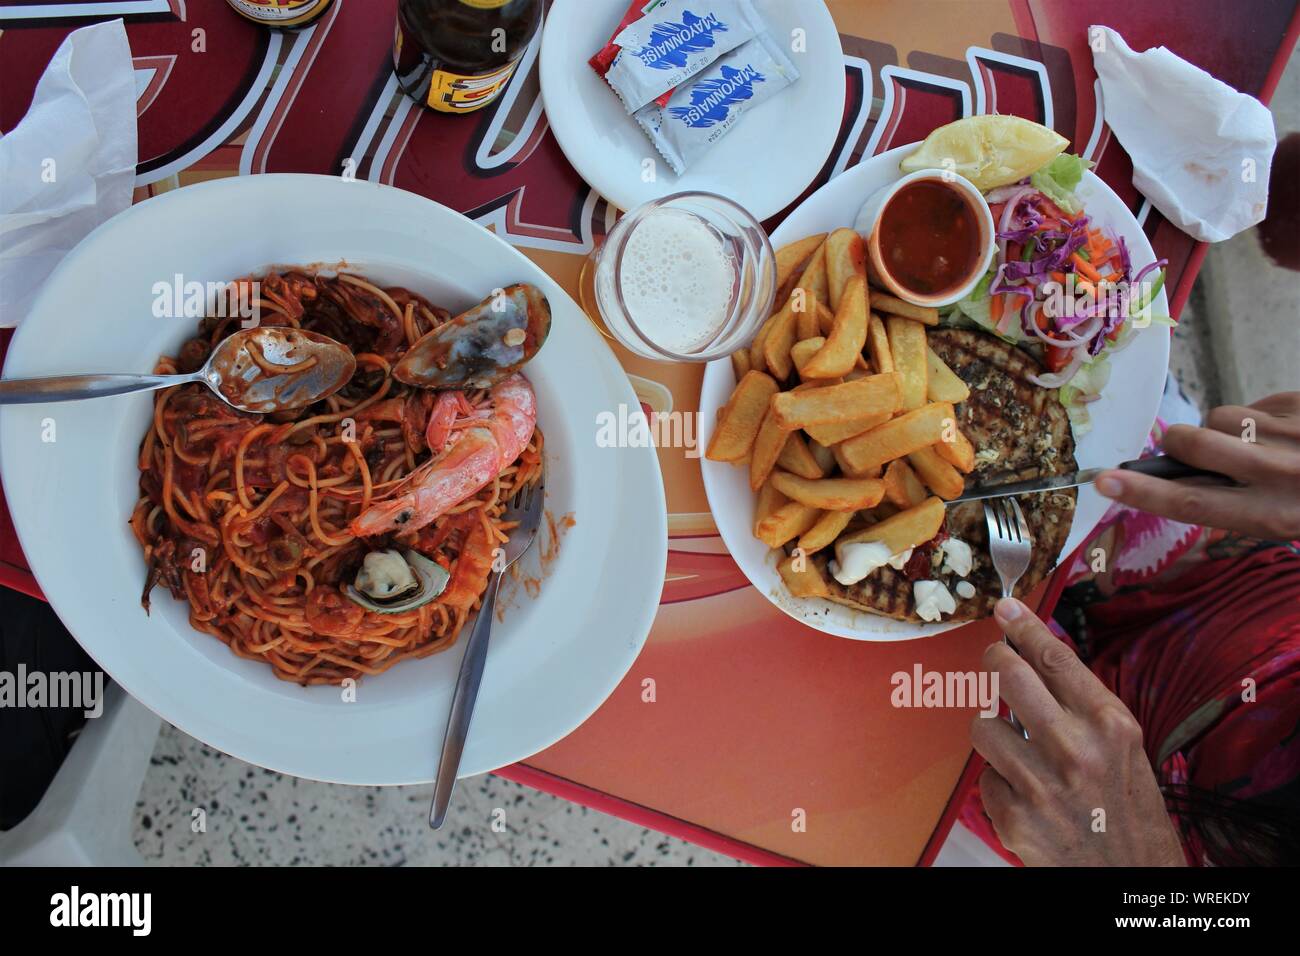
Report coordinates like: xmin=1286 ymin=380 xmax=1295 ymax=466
xmin=887 ymin=547 xmax=913 ymax=570
xmin=913 ymin=580 xmax=957 ymax=622
xmin=830 ymin=541 xmax=893 ymax=586
xmin=940 ymin=538 xmax=973 ymax=578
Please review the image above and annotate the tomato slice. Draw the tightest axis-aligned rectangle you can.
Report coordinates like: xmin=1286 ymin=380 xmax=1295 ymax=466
xmin=1044 ymin=344 xmax=1073 ymax=372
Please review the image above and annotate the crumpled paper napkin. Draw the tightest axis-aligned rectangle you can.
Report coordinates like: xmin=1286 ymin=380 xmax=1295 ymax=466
xmin=1091 ymin=25 xmax=1275 ymax=242
xmin=0 ymin=19 xmax=138 ymax=327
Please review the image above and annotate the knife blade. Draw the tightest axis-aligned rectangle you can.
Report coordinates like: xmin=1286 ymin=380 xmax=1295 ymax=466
xmin=951 ymin=455 xmax=1232 ymax=503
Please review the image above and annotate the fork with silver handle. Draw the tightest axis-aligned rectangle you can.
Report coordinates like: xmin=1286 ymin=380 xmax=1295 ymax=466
xmin=429 ymin=467 xmax=546 ymax=829
xmin=983 ymin=497 xmax=1033 ymax=740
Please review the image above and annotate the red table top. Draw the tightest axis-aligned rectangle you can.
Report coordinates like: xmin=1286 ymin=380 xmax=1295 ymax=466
xmin=2 ymin=0 xmax=1296 ymax=866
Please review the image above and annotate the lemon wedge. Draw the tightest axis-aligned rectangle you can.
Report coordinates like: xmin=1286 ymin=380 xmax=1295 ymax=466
xmin=899 ymin=115 xmax=1069 ymax=191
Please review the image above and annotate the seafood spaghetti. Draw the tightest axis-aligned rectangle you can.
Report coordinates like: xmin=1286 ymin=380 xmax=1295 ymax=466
xmin=131 ymin=270 xmax=549 ymax=685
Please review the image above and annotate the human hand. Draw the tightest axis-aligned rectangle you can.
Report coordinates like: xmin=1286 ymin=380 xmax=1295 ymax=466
xmin=971 ymin=598 xmax=1185 ymax=866
xmin=1095 ymin=392 xmax=1300 ymax=540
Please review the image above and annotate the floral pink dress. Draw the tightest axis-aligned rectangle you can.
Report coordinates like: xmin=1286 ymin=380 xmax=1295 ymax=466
xmin=959 ymin=415 xmax=1300 ymax=866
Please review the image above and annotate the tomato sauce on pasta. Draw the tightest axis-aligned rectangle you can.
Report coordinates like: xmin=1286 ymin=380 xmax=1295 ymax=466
xmin=131 ymin=271 xmax=543 ymax=685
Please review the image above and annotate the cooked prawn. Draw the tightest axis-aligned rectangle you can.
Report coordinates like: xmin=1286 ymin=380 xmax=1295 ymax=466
xmin=349 ymin=373 xmax=536 ymax=538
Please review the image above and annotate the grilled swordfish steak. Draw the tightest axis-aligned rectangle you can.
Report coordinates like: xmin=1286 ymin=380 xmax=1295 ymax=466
xmin=818 ymin=328 xmax=1078 ymax=623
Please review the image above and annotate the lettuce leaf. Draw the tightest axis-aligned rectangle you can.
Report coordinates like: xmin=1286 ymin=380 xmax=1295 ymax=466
xmin=1059 ymin=354 xmax=1111 ymax=436
xmin=1030 ymin=153 xmax=1093 ymax=216
xmin=952 ymin=268 xmax=1018 ymax=340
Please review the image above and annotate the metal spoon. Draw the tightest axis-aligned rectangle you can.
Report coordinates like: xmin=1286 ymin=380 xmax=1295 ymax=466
xmin=0 ymin=327 xmax=356 ymax=414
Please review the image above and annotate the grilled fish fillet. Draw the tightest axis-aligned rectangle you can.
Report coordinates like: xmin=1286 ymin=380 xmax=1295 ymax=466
xmin=819 ymin=329 xmax=1078 ymax=623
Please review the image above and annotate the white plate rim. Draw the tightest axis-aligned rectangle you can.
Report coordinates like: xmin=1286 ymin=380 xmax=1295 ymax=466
xmin=0 ymin=173 xmax=668 ymax=783
xmin=698 ymin=143 xmax=1170 ymax=642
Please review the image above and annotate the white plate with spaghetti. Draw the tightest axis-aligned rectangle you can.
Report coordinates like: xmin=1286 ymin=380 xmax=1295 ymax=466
xmin=539 ymin=0 xmax=845 ymax=219
xmin=698 ymin=144 xmax=1169 ymax=641
xmin=0 ymin=174 xmax=667 ymax=784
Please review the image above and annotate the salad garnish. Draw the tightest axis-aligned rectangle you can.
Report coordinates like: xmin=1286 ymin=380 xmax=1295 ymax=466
xmin=947 ymin=152 xmax=1171 ymax=433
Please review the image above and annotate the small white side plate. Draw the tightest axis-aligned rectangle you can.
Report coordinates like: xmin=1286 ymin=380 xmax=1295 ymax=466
xmin=540 ymin=0 xmax=845 ymax=219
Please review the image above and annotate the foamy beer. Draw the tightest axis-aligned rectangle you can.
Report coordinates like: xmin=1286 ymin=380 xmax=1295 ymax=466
xmin=590 ymin=192 xmax=775 ymax=362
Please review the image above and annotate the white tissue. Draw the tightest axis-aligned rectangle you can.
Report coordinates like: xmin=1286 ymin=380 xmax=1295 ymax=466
xmin=0 ymin=19 xmax=138 ymax=326
xmin=1090 ymin=25 xmax=1274 ymax=243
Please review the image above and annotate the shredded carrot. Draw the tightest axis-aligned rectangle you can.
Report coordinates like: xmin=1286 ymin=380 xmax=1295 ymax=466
xmin=1072 ymin=253 xmax=1103 ymax=283
xmin=990 ymin=293 xmax=1004 ymax=326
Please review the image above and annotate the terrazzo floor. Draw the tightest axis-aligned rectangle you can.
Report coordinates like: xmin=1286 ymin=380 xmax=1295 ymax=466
xmin=132 ymin=723 xmax=746 ymax=866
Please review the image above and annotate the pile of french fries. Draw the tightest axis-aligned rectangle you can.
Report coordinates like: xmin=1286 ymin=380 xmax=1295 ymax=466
xmin=705 ymin=227 xmax=978 ymax=604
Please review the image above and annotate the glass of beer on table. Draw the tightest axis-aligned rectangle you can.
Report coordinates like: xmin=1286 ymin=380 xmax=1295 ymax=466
xmin=584 ymin=192 xmax=776 ymax=363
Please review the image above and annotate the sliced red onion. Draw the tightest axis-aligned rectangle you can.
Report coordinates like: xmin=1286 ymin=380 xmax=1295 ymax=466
xmin=997 ymin=186 xmax=1037 ymax=261
xmin=1028 ymin=349 xmax=1087 ymax=388
xmin=1028 ymin=312 xmax=1098 ymax=348
xmin=985 ymin=185 xmax=1029 ymax=203
xmin=999 ymin=188 xmax=1036 ymax=231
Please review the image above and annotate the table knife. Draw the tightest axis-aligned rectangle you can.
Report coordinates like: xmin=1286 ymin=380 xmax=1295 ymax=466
xmin=952 ymin=455 xmax=1232 ymax=503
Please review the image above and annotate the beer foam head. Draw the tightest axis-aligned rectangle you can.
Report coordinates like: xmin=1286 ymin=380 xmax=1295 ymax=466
xmin=620 ymin=209 xmax=735 ymax=353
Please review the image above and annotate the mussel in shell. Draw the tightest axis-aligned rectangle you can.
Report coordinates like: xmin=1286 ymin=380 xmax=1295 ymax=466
xmin=392 ymin=283 xmax=550 ymax=390
xmin=344 ymin=548 xmax=449 ymax=614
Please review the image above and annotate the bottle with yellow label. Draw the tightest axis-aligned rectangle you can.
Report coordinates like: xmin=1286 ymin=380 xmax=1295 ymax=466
xmin=224 ymin=0 xmax=334 ymax=29
xmin=393 ymin=0 xmax=542 ymax=114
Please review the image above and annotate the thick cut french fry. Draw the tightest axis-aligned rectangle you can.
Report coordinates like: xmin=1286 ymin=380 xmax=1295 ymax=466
xmin=825 ymin=227 xmax=868 ymax=312
xmin=926 ymin=346 xmax=971 ymax=403
xmin=749 ymin=407 xmax=792 ymax=491
xmin=802 ymin=274 xmax=869 ymax=379
xmin=755 ymin=501 xmax=820 ymax=548
xmin=886 ymin=315 xmax=928 ymax=410
xmin=771 ymin=372 xmax=900 ymax=430
xmin=837 ymin=497 xmax=946 ymax=555
xmin=795 ymin=295 xmax=821 ymax=339
xmin=874 ymin=293 xmax=940 ymax=325
xmin=831 ymin=443 xmax=883 ymax=479
xmin=792 ymin=377 xmax=843 ymax=393
xmin=816 ymin=301 xmax=835 ymax=337
xmin=804 ymin=408 xmax=891 ymax=447
xmin=791 ymin=336 xmax=826 ymax=377
xmin=838 ymin=401 xmax=954 ymax=473
xmin=753 ymin=479 xmax=788 ymax=533
xmin=934 ymin=423 xmax=976 ymax=473
xmin=871 ymin=500 xmax=901 ymax=520
xmin=866 ymin=313 xmax=893 ymax=374
xmin=777 ymin=552 xmax=830 ymax=597
xmin=807 ymin=438 xmax=836 ymax=476
xmin=795 ymin=239 xmax=830 ymax=307
xmin=763 ymin=298 xmax=799 ymax=380
xmin=750 ymin=308 xmax=781 ymax=369
xmin=882 ymin=459 xmax=928 ymax=508
xmin=705 ymin=370 xmax=778 ymax=462
xmin=798 ymin=508 xmax=855 ymax=554
xmin=754 ymin=479 xmax=788 ymax=531
xmin=908 ymin=445 xmax=966 ymax=500
xmin=774 ymin=234 xmax=826 ymax=305
xmin=731 ymin=349 xmax=751 ymax=379
xmin=771 ymin=471 xmax=885 ymax=511
xmin=776 ymin=430 xmax=825 ymax=479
